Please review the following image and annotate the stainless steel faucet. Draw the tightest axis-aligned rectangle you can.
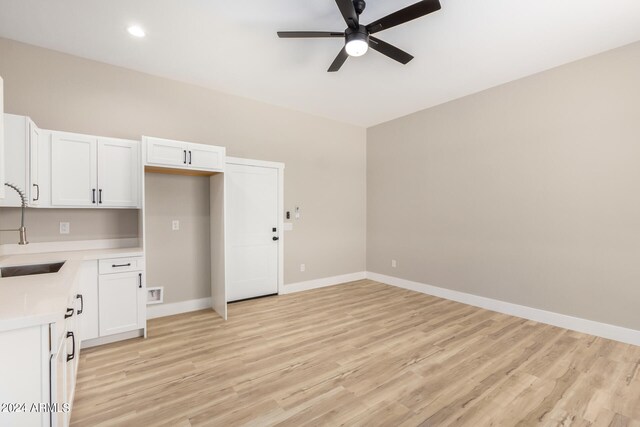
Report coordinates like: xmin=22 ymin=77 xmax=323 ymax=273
xmin=0 ymin=183 xmax=29 ymax=245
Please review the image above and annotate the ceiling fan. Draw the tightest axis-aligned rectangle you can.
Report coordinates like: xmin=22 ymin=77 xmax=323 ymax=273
xmin=277 ymin=0 xmax=441 ymax=72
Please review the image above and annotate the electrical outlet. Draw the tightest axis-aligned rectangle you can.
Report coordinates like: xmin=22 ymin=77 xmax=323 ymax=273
xmin=391 ymin=259 xmax=397 ymax=268
xmin=172 ymin=220 xmax=180 ymax=231
xmin=300 ymin=264 xmax=306 ymax=272
xmin=59 ymin=222 xmax=70 ymax=235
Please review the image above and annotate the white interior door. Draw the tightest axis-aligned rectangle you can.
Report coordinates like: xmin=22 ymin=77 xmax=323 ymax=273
xmin=97 ymin=138 xmax=140 ymax=207
xmin=51 ymin=132 xmax=97 ymax=206
xmin=226 ymin=163 xmax=279 ymax=301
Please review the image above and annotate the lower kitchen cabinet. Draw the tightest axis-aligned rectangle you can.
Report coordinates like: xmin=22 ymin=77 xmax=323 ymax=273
xmin=76 ymin=256 xmax=146 ymax=347
xmin=0 ymin=295 xmax=81 ymax=427
xmin=98 ymin=271 xmax=144 ymax=336
xmin=77 ymin=262 xmax=99 ymax=341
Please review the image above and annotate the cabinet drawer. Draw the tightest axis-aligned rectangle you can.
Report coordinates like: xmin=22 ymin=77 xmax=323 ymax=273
xmin=99 ymin=257 xmax=144 ymax=274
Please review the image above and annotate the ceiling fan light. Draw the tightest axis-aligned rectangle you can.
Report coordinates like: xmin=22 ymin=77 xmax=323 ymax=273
xmin=345 ymin=25 xmax=369 ymax=57
xmin=346 ymin=39 xmax=368 ymax=57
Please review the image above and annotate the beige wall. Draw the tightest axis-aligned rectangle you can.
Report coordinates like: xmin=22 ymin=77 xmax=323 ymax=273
xmin=144 ymin=173 xmax=211 ymax=304
xmin=367 ymin=41 xmax=640 ymax=330
xmin=0 ymin=208 xmax=138 ymax=244
xmin=0 ymin=38 xmax=367 ymax=289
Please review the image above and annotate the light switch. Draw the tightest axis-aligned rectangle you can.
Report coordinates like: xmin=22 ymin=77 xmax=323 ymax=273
xmin=172 ymin=220 xmax=180 ymax=231
xmin=59 ymin=222 xmax=70 ymax=235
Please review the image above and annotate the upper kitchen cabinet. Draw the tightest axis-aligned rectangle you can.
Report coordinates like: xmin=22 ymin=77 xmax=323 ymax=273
xmin=51 ymin=131 xmax=141 ymax=208
xmin=0 ymin=114 xmax=38 ymax=208
xmin=97 ymin=138 xmax=140 ymax=207
xmin=144 ymin=136 xmax=225 ymax=173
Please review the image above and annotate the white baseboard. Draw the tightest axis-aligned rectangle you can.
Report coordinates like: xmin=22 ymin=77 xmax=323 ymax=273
xmin=281 ymin=271 xmax=367 ymax=294
xmin=147 ymin=297 xmax=212 ymax=319
xmin=81 ymin=329 xmax=144 ymax=349
xmin=366 ymin=272 xmax=640 ymax=347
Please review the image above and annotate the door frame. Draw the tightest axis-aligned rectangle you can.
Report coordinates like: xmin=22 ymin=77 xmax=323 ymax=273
xmin=225 ymin=157 xmax=285 ymax=296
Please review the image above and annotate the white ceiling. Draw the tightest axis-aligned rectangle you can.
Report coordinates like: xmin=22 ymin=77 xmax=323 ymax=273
xmin=1 ymin=0 xmax=640 ymax=127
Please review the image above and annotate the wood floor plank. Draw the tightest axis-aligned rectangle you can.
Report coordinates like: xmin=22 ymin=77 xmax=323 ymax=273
xmin=71 ymin=280 xmax=640 ymax=426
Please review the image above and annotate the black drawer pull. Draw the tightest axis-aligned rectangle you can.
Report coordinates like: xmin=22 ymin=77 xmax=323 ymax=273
xmin=76 ymin=294 xmax=84 ymax=315
xmin=138 ymin=273 xmax=142 ymax=289
xmin=112 ymin=263 xmax=131 ymax=268
xmin=66 ymin=331 xmax=75 ymax=362
xmin=64 ymin=308 xmax=74 ymax=319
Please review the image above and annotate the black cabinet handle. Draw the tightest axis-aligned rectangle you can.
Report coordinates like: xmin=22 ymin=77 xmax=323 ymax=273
xmin=76 ymin=294 xmax=84 ymax=315
xmin=99 ymin=189 xmax=103 ymax=204
xmin=64 ymin=308 xmax=74 ymax=319
xmin=183 ymin=150 xmax=187 ymax=164
xmin=112 ymin=263 xmax=131 ymax=268
xmin=32 ymin=183 xmax=40 ymax=201
xmin=66 ymin=331 xmax=75 ymax=362
xmin=188 ymin=151 xmax=192 ymax=165
xmin=138 ymin=273 xmax=142 ymax=289
xmin=272 ymin=236 xmax=279 ymax=241
xmin=92 ymin=189 xmax=96 ymax=204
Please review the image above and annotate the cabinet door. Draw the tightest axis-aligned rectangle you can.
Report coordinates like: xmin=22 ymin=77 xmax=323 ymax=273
xmin=145 ymin=137 xmax=188 ymax=167
xmin=97 ymin=138 xmax=140 ymax=207
xmin=99 ymin=272 xmax=141 ymax=336
xmin=0 ymin=114 xmax=28 ymax=207
xmin=29 ymin=121 xmax=41 ymax=206
xmin=78 ymin=261 xmax=99 ymax=342
xmin=51 ymin=335 xmax=68 ymax=427
xmin=65 ymin=318 xmax=78 ymax=409
xmin=187 ymin=143 xmax=225 ymax=171
xmin=51 ymin=132 xmax=98 ymax=207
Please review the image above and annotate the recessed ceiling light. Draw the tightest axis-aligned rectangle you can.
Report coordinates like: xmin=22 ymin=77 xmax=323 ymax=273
xmin=127 ymin=25 xmax=146 ymax=38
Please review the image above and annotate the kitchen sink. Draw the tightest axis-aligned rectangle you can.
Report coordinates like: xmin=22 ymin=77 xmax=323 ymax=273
xmin=0 ymin=262 xmax=66 ymax=278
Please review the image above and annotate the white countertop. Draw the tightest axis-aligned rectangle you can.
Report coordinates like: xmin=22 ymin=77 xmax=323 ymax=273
xmin=0 ymin=247 xmax=143 ymax=333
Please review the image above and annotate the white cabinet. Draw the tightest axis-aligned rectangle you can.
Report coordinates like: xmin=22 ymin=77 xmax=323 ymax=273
xmin=78 ymin=261 xmax=99 ymax=342
xmin=29 ymin=123 xmax=42 ymax=206
xmin=0 ymin=290 xmax=82 ymax=427
xmin=51 ymin=131 xmax=97 ymax=207
xmin=0 ymin=114 xmax=33 ymax=207
xmin=0 ymin=325 xmax=50 ymax=427
xmin=98 ymin=256 xmax=145 ymax=337
xmin=144 ymin=136 xmax=225 ymax=172
xmin=97 ymin=138 xmax=140 ymax=207
xmin=189 ymin=143 xmax=225 ymax=170
xmin=51 ymin=334 xmax=68 ymax=427
xmin=145 ymin=137 xmax=188 ymax=167
xmin=51 ymin=132 xmax=140 ymax=208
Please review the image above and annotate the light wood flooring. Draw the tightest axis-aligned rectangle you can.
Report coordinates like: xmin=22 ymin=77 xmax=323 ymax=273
xmin=71 ymin=280 xmax=640 ymax=426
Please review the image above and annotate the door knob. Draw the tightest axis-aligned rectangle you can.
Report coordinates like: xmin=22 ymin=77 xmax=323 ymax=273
xmin=272 ymin=236 xmax=279 ymax=241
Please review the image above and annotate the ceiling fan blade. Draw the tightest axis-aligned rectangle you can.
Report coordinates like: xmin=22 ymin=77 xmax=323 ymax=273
xmin=277 ymin=31 xmax=345 ymax=38
xmin=369 ymin=37 xmax=414 ymax=64
xmin=366 ymin=0 xmax=441 ymax=34
xmin=335 ymin=0 xmax=359 ymax=29
xmin=328 ymin=47 xmax=349 ymax=72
